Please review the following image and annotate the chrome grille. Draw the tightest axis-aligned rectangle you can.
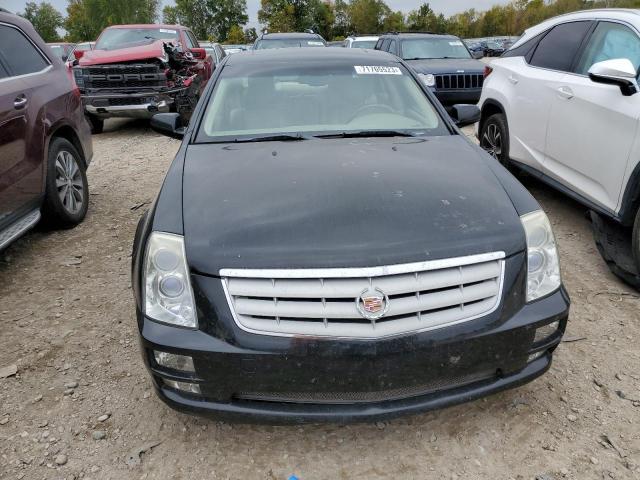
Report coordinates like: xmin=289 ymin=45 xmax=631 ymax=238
xmin=221 ymin=252 xmax=505 ymax=339
xmin=435 ymin=73 xmax=484 ymax=90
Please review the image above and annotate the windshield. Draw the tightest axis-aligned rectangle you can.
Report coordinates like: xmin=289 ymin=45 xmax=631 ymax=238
xmin=352 ymin=40 xmax=377 ymax=49
xmin=255 ymin=39 xmax=325 ymax=49
xmin=198 ymin=62 xmax=447 ymax=142
xmin=401 ymin=38 xmax=471 ymax=60
xmin=95 ymin=28 xmax=180 ymax=50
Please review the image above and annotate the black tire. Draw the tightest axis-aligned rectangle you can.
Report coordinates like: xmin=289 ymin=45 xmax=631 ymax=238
xmin=479 ymin=113 xmax=510 ymax=167
xmin=633 ymin=207 xmax=640 ymax=274
xmin=86 ymin=114 xmax=104 ymax=134
xmin=590 ymin=211 xmax=640 ymax=289
xmin=42 ymin=137 xmax=89 ymax=229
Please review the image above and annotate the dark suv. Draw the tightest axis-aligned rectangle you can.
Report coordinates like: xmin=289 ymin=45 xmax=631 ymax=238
xmin=375 ymin=32 xmax=485 ymax=107
xmin=0 ymin=10 xmax=93 ymax=250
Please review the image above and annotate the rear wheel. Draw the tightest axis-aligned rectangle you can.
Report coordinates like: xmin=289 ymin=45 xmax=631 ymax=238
xmin=42 ymin=138 xmax=89 ymax=228
xmin=480 ymin=113 xmax=510 ymax=167
xmin=86 ymin=114 xmax=104 ymax=134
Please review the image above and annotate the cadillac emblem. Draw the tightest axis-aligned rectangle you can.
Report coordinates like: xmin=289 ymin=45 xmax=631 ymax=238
xmin=356 ymin=287 xmax=390 ymax=321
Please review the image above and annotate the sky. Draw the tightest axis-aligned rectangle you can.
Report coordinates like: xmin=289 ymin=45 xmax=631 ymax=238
xmin=1 ymin=0 xmax=512 ymax=30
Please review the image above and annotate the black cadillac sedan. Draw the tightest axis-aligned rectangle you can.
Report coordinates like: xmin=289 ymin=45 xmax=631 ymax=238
xmin=132 ymin=48 xmax=570 ymax=423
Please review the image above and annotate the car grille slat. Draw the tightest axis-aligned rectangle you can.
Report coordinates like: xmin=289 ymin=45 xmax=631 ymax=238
xmin=222 ymin=253 xmax=505 ymax=339
xmin=434 ymin=73 xmax=484 ymax=90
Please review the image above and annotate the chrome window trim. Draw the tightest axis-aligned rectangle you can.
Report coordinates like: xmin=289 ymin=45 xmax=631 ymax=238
xmin=220 ymin=251 xmax=506 ymax=340
xmin=0 ymin=21 xmax=52 ymax=82
xmin=220 ymin=251 xmax=505 ymax=278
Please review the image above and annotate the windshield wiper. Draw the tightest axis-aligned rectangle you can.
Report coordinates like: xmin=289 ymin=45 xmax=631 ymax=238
xmin=314 ymin=130 xmax=420 ymax=139
xmin=229 ymin=134 xmax=310 ymax=143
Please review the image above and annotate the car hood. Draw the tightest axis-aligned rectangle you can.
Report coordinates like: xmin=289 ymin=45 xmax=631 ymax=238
xmin=404 ymin=58 xmax=485 ymax=74
xmin=182 ymin=136 xmax=526 ymax=274
xmin=78 ymin=40 xmax=165 ymax=66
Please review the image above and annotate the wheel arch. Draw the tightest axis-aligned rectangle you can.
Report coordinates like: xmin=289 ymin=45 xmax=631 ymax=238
xmin=619 ymin=162 xmax=640 ymax=227
xmin=479 ymin=98 xmax=506 ymax=133
xmin=47 ymin=123 xmax=87 ymax=169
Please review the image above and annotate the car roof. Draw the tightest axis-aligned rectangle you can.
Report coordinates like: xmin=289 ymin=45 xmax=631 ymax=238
xmin=350 ymin=36 xmax=379 ymax=41
xmin=258 ymin=32 xmax=323 ymax=39
xmin=225 ymin=47 xmax=398 ymax=66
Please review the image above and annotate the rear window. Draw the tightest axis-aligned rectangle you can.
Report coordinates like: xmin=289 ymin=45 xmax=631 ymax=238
xmin=351 ymin=40 xmax=377 ymax=49
xmin=198 ymin=62 xmax=447 ymax=142
xmin=95 ymin=28 xmax=180 ymax=50
xmin=0 ymin=25 xmax=49 ymax=76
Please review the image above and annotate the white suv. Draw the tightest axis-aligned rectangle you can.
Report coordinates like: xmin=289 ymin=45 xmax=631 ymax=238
xmin=478 ymin=9 xmax=640 ymax=287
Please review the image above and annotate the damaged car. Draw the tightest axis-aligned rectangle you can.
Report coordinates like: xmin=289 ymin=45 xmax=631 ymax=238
xmin=72 ymin=24 xmax=213 ymax=133
xmin=132 ymin=48 xmax=570 ymax=423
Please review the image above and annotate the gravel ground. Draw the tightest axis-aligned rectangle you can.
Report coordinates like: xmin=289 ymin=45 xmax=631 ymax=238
xmin=1 ymin=120 xmax=639 ymax=480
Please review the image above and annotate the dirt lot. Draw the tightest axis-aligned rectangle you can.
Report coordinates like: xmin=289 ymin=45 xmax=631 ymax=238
xmin=1 ymin=120 xmax=639 ymax=480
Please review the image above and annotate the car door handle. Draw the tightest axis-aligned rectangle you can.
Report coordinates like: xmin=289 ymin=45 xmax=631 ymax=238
xmin=557 ymin=86 xmax=574 ymax=99
xmin=13 ymin=95 xmax=28 ymax=109
xmin=508 ymin=75 xmax=518 ymax=84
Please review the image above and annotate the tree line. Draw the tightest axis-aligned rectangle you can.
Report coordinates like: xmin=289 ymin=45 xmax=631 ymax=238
xmin=19 ymin=0 xmax=640 ymax=44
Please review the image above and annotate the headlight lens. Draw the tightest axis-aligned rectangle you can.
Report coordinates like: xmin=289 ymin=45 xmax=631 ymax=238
xmin=144 ymin=232 xmax=197 ymax=328
xmin=521 ymin=210 xmax=561 ymax=302
xmin=419 ymin=73 xmax=436 ymax=87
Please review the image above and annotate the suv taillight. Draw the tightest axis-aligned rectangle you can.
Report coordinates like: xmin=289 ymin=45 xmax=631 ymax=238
xmin=483 ymin=65 xmax=493 ymax=78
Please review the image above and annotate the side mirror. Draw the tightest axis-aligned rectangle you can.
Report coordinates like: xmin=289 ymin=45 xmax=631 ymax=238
xmin=74 ymin=50 xmax=85 ymax=60
xmin=450 ymin=104 xmax=480 ymax=127
xmin=62 ymin=54 xmax=68 ymax=62
xmin=472 ymin=51 xmax=484 ymax=60
xmin=150 ymin=113 xmax=185 ymax=139
xmin=190 ymin=47 xmax=206 ymax=59
xmin=588 ymin=58 xmax=639 ymax=96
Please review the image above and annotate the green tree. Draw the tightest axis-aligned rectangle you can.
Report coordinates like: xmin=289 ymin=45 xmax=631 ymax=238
xmin=166 ymin=0 xmax=247 ymax=40
xmin=21 ymin=1 xmax=64 ymax=42
xmin=226 ymin=24 xmax=245 ymax=43
xmin=65 ymin=0 xmax=159 ymax=42
xmin=382 ymin=11 xmax=405 ymax=32
xmin=348 ymin=0 xmax=389 ymax=33
xmin=244 ymin=27 xmax=258 ymax=43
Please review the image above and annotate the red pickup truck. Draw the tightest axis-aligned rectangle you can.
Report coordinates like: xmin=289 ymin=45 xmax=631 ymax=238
xmin=72 ymin=24 xmax=213 ymax=133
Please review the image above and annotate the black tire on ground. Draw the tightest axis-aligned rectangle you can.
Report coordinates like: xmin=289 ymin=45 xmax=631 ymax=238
xmin=42 ymin=137 xmax=89 ymax=229
xmin=86 ymin=114 xmax=104 ymax=134
xmin=633 ymin=207 xmax=640 ymax=274
xmin=479 ymin=113 xmax=510 ymax=167
xmin=590 ymin=210 xmax=640 ymax=289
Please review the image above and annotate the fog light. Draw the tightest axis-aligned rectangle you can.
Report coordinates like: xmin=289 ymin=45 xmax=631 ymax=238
xmin=154 ymin=351 xmax=195 ymax=372
xmin=163 ymin=378 xmax=201 ymax=394
xmin=528 ymin=350 xmax=546 ymax=362
xmin=534 ymin=320 xmax=559 ymax=343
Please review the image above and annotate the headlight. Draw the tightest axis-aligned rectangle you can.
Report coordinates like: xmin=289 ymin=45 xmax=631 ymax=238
xmin=144 ymin=232 xmax=197 ymax=328
xmin=419 ymin=73 xmax=436 ymax=87
xmin=520 ymin=210 xmax=561 ymax=302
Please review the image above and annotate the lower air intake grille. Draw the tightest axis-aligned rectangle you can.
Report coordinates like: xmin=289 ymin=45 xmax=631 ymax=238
xmin=221 ymin=252 xmax=505 ymax=339
xmin=235 ymin=370 xmax=495 ymax=404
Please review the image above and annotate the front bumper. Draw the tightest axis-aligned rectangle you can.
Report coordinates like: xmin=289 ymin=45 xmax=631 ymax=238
xmin=137 ymin=276 xmax=570 ymax=424
xmin=81 ymin=91 xmax=177 ymax=119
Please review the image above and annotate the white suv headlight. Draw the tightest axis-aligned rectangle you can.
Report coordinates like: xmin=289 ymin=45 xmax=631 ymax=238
xmin=419 ymin=73 xmax=436 ymax=87
xmin=520 ymin=210 xmax=561 ymax=302
xmin=144 ymin=232 xmax=197 ymax=328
